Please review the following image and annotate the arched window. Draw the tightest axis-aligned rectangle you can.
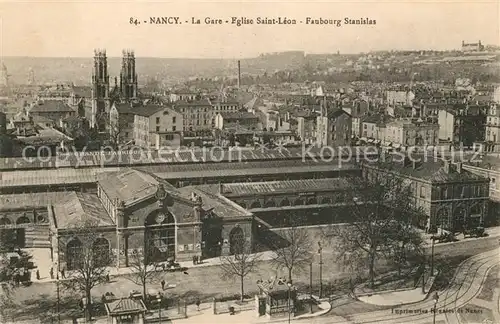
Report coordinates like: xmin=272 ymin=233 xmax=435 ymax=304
xmin=293 ymin=198 xmax=304 ymax=206
xmin=470 ymin=204 xmax=482 ymax=215
xmin=229 ymin=227 xmax=244 ymax=255
xmin=307 ymin=197 xmax=318 ymax=205
xmin=250 ymin=201 xmax=262 ymax=209
xmin=67 ymin=239 xmax=83 ymax=270
xmin=16 ymin=216 xmax=30 ymax=225
xmin=92 ymin=238 xmax=110 ymax=267
xmin=280 ymin=199 xmax=290 ymax=207
xmin=264 ymin=200 xmax=276 ymax=208
xmin=0 ymin=217 xmax=11 ymax=226
xmin=321 ymin=197 xmax=332 ymax=204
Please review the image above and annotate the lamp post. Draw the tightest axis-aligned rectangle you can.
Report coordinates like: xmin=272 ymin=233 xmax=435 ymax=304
xmin=317 ymin=241 xmax=323 ymax=299
xmin=157 ymin=293 xmax=162 ymax=324
xmin=432 ymin=292 xmax=439 ymax=324
xmin=309 ymin=262 xmax=313 ymax=314
xmin=430 ymin=236 xmax=436 ymax=277
xmin=287 ymin=281 xmax=292 ymax=324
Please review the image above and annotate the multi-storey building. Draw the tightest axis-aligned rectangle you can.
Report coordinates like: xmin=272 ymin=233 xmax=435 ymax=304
xmin=438 ymin=107 xmax=486 ymax=147
xmin=174 ymin=99 xmax=213 ymax=135
xmin=316 ymin=106 xmax=352 ymax=147
xmin=485 ymin=103 xmax=500 ymax=151
xmin=386 ymin=90 xmax=415 ymax=106
xmin=28 ymin=100 xmax=77 ymax=123
xmin=109 ymin=103 xmax=135 ymax=145
xmin=133 ymin=105 xmax=183 ymax=149
xmin=296 ymin=111 xmax=317 ymax=145
xmin=362 ymin=158 xmax=490 ymax=232
xmin=384 ymin=119 xmax=438 ymax=147
xmin=169 ymin=91 xmax=198 ymax=103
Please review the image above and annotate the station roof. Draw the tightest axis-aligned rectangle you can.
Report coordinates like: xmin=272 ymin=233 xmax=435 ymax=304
xmin=52 ymin=192 xmax=113 ymax=229
xmin=200 ymin=178 xmax=353 ymax=197
xmin=0 ymin=159 xmax=358 ymax=189
xmin=0 ymin=192 xmax=73 ymax=210
xmin=0 ymin=146 xmax=375 ymax=171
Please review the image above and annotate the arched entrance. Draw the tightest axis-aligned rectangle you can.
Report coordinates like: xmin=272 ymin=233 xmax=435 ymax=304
xmin=307 ymin=197 xmax=318 ymax=205
xmin=144 ymin=210 xmax=176 ymax=264
xmin=293 ymin=198 xmax=304 ymax=206
xmin=229 ymin=226 xmax=244 ymax=255
xmin=264 ymin=200 xmax=276 ymax=208
xmin=436 ymin=208 xmax=449 ymax=232
xmin=92 ymin=238 xmax=110 ymax=267
xmin=453 ymin=206 xmax=466 ymax=232
xmin=280 ymin=199 xmax=291 ymax=207
xmin=250 ymin=201 xmax=262 ymax=209
xmin=67 ymin=239 xmax=83 ymax=270
xmin=16 ymin=216 xmax=30 ymax=248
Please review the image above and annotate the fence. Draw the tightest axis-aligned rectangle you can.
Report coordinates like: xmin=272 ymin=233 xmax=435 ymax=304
xmin=212 ymin=297 xmax=255 ymax=315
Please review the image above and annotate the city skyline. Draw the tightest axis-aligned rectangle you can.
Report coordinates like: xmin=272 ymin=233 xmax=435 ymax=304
xmin=0 ymin=0 xmax=498 ymax=59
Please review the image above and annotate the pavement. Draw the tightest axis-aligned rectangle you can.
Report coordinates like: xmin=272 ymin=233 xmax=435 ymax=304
xmin=28 ymin=226 xmax=500 ymax=284
xmin=27 ymin=249 xmax=279 ymax=283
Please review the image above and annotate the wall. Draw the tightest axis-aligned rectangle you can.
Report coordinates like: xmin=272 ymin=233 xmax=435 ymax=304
xmin=438 ymin=110 xmax=454 ymax=141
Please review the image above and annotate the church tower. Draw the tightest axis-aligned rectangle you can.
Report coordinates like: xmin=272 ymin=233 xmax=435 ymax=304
xmin=91 ymin=49 xmax=110 ymax=130
xmin=120 ymin=50 xmax=138 ymax=101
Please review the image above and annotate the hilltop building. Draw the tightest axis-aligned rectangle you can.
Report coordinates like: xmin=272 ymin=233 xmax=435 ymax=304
xmin=462 ymin=40 xmax=484 ymax=52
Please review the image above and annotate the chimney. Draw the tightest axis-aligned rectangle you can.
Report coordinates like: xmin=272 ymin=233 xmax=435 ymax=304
xmin=457 ymin=162 xmax=463 ymax=173
xmin=444 ymin=160 xmax=451 ymax=174
xmin=403 ymin=156 xmax=411 ymax=167
xmin=412 ymin=160 xmax=418 ymax=170
xmin=218 ymin=182 xmax=223 ymax=194
xmin=237 ymin=60 xmax=241 ymax=89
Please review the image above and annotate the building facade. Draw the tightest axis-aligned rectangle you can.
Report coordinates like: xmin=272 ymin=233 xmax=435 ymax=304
xmin=316 ymin=108 xmax=352 ymax=147
xmin=133 ymin=105 xmax=183 ymax=149
xmin=49 ymin=169 xmax=254 ymax=269
xmin=384 ymin=119 xmax=439 ymax=147
xmin=438 ymin=108 xmax=486 ymax=146
xmin=362 ymin=159 xmax=490 ymax=232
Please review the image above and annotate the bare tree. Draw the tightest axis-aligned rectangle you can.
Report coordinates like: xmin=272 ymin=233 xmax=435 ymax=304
xmin=60 ymin=220 xmax=112 ymax=321
xmin=124 ymin=248 xmax=161 ymax=298
xmin=324 ymin=160 xmax=425 ymax=288
xmin=219 ymin=243 xmax=261 ymax=302
xmin=270 ymin=222 xmax=313 ymax=284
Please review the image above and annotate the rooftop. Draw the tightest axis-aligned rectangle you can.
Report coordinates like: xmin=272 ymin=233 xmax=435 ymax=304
xmin=216 ymin=178 xmax=352 ymax=197
xmin=29 ymin=100 xmax=76 ymax=114
xmin=0 ymin=146 xmax=373 ymax=171
xmin=220 ymin=112 xmax=258 ymax=120
xmin=52 ymin=192 xmax=113 ymax=229
xmin=0 ymin=192 xmax=73 ymax=210
xmin=365 ymin=159 xmax=488 ymax=183
xmin=178 ymin=186 xmax=252 ymax=219
xmin=106 ymin=298 xmax=146 ymax=315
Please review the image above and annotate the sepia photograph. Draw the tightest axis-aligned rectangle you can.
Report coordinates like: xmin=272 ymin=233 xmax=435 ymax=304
xmin=0 ymin=1 xmax=499 ymax=323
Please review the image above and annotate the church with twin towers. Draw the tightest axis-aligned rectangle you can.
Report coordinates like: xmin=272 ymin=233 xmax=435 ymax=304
xmin=91 ymin=49 xmax=139 ymax=131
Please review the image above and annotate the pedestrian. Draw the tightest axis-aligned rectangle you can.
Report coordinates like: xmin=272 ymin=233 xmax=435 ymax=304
xmin=161 ymin=279 xmax=165 ymax=290
xmin=106 ymin=274 xmax=110 ymax=282
xmin=195 ymin=298 xmax=200 ymax=311
xmin=49 ymin=267 xmax=54 ymax=280
xmin=36 ymin=270 xmax=40 ymax=280
xmin=192 ymin=255 xmax=197 ymax=265
xmin=61 ymin=268 xmax=65 ymax=279
xmin=195 ymin=255 xmax=199 ymax=264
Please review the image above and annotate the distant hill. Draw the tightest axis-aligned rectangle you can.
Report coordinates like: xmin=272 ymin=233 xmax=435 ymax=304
xmin=1 ymin=52 xmax=310 ymax=87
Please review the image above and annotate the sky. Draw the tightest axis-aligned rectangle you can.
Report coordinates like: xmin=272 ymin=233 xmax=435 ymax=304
xmin=0 ymin=0 xmax=499 ymax=59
